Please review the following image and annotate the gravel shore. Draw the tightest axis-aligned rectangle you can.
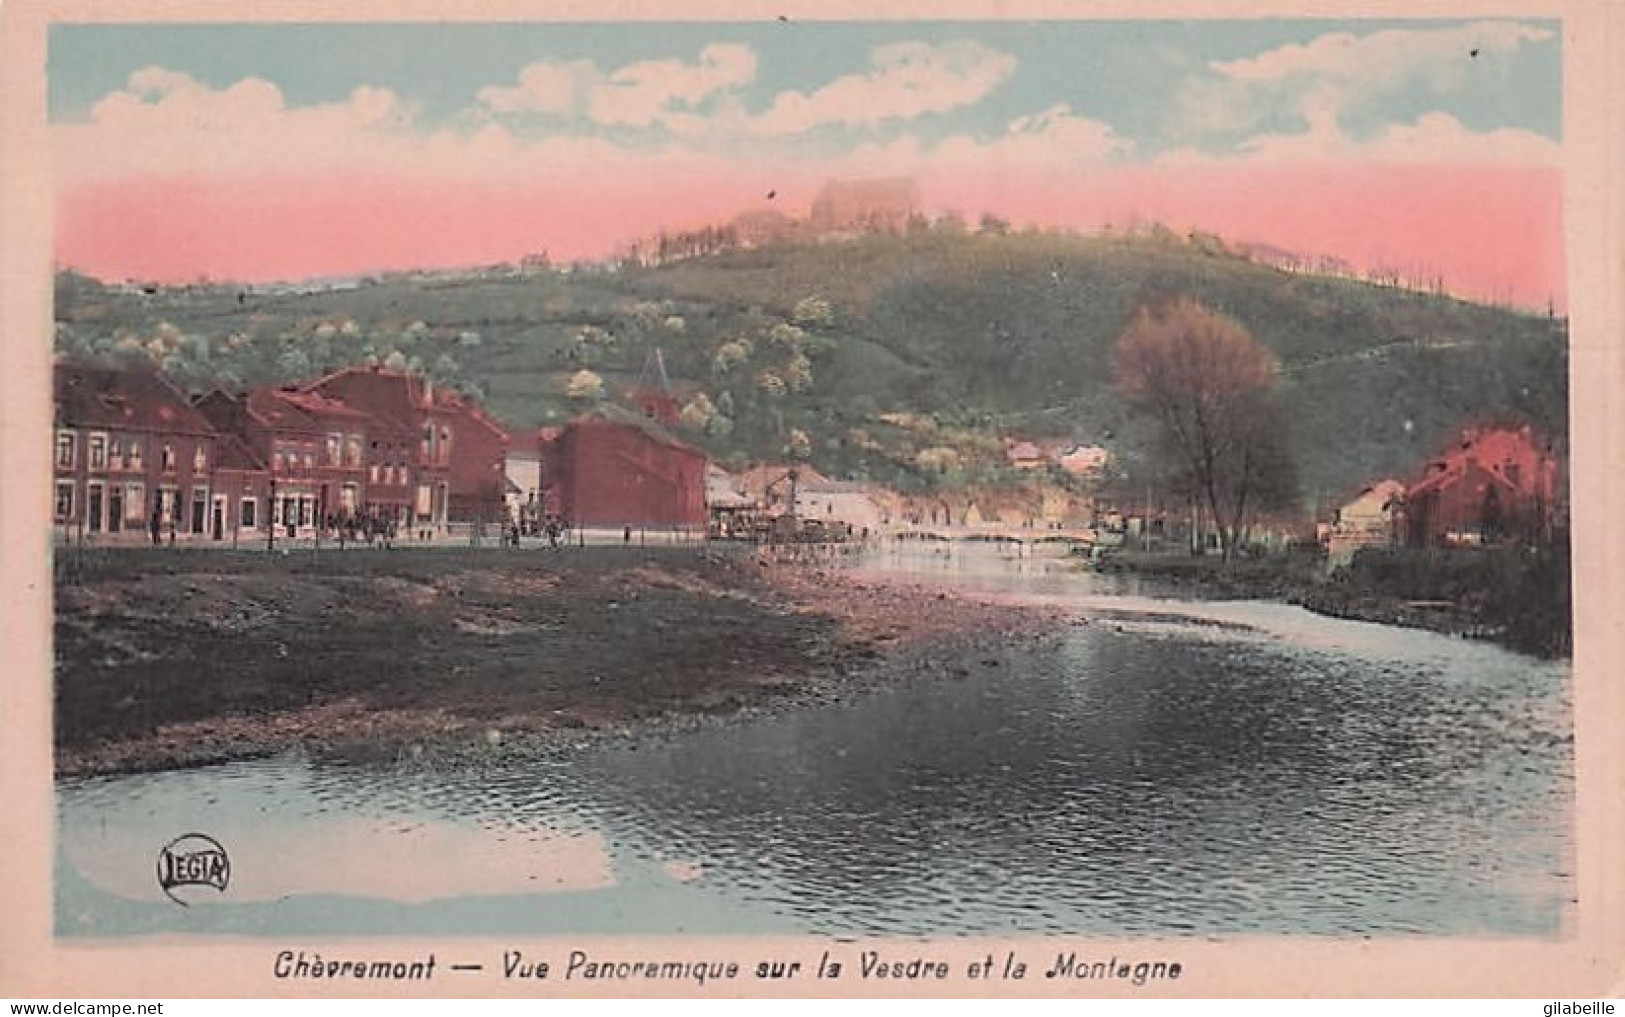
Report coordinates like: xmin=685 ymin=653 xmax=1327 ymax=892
xmin=53 ymin=545 xmax=1065 ymax=777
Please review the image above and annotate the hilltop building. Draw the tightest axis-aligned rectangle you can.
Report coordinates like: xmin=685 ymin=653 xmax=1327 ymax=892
xmin=808 ymin=177 xmax=919 ymax=237
xmin=729 ymin=208 xmax=799 ymax=249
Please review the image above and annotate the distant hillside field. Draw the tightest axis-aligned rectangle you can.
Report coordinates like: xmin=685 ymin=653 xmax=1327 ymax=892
xmin=55 ymin=228 xmax=1568 ymax=508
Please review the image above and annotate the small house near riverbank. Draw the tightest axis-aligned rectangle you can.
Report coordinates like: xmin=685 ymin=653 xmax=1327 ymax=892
xmin=1327 ymin=479 xmax=1405 ymax=568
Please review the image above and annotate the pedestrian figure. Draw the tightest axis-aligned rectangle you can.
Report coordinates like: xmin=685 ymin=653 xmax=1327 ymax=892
xmin=149 ymin=508 xmax=162 ymax=546
xmin=623 ymin=525 xmax=632 ymax=545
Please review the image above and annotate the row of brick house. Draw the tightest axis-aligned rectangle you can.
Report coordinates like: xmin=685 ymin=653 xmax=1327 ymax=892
xmin=52 ymin=360 xmax=507 ymax=543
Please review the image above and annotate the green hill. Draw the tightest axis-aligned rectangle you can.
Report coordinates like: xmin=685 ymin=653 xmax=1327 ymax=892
xmin=54 ymin=227 xmax=1568 ymax=509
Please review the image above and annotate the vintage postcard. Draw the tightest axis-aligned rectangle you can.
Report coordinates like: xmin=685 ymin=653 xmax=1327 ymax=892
xmin=2 ymin=0 xmax=1622 ymax=999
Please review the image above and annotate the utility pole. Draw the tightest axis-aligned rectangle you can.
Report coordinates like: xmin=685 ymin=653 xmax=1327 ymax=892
xmin=1143 ymin=479 xmax=1152 ymax=553
xmin=267 ymin=473 xmax=277 ymax=553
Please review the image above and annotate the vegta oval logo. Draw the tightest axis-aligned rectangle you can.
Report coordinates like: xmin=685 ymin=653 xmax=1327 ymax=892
xmin=157 ymin=833 xmax=230 ymax=906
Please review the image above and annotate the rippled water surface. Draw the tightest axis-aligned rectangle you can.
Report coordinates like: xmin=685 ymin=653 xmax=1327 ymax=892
xmin=58 ymin=546 xmax=1573 ymax=937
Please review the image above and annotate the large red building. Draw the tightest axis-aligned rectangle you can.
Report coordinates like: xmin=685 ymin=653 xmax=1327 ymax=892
xmin=54 ymin=361 xmax=219 ymax=541
xmin=1401 ymin=425 xmax=1561 ymax=547
xmin=307 ymin=366 xmax=506 ymax=527
xmin=540 ymin=409 xmax=707 ymax=529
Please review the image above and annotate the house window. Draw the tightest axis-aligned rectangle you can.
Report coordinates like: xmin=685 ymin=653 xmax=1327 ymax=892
xmin=303 ymin=453 xmax=315 ymax=471
xmin=54 ymin=481 xmax=74 ymax=521
xmin=240 ymin=497 xmax=257 ymax=529
xmin=128 ymin=440 xmax=143 ymax=471
xmin=326 ymin=433 xmax=342 ymax=467
xmin=370 ymin=464 xmax=381 ymax=483
xmin=89 ymin=433 xmax=108 ymax=470
xmin=125 ymin=482 xmax=145 ymax=522
xmin=346 ymin=434 xmax=363 ymax=468
xmin=55 ymin=430 xmax=76 ymax=469
xmin=109 ymin=437 xmax=124 ymax=470
xmin=438 ymin=426 xmax=452 ymax=464
xmin=193 ymin=444 xmax=208 ymax=472
xmin=420 ymin=424 xmax=433 ymax=459
xmin=161 ymin=443 xmax=176 ymax=471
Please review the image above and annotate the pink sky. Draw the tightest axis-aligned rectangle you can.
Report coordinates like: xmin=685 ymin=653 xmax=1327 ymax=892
xmin=56 ymin=162 xmax=1563 ymax=309
xmin=50 ymin=26 xmax=1565 ymax=309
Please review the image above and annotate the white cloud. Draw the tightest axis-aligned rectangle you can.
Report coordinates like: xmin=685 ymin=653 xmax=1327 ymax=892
xmin=1177 ymin=21 xmax=1555 ymax=139
xmin=1212 ymin=20 xmax=1550 ymax=86
xmin=750 ymin=40 xmax=1016 ymax=136
xmin=841 ymin=104 xmax=1130 ymax=181
xmin=476 ymin=60 xmax=597 ymax=115
xmin=1349 ymin=111 xmax=1559 ymax=164
xmin=1159 ymin=110 xmax=1559 ymax=167
xmin=57 ymin=65 xmax=776 ymax=195
xmin=60 ymin=64 xmax=1132 ymax=194
xmin=937 ymin=103 xmax=1131 ymax=170
xmin=589 ymin=44 xmax=757 ymax=127
xmin=64 ymin=67 xmax=418 ymax=179
xmin=476 ymin=44 xmax=756 ymax=129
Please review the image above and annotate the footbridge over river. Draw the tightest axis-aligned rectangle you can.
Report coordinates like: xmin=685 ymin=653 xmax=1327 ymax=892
xmin=881 ymin=523 xmax=1100 ymax=547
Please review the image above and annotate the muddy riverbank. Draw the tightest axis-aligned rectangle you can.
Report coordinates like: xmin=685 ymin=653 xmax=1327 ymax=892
xmin=53 ymin=545 xmax=1064 ymax=777
xmin=1092 ymin=544 xmax=1571 ymax=658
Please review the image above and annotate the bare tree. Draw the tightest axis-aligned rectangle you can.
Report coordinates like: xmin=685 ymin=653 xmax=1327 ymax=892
xmin=1112 ymin=296 xmax=1295 ymax=561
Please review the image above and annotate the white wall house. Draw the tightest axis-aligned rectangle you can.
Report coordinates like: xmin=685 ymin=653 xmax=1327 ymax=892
xmin=796 ymin=478 xmax=886 ymax=533
xmin=1327 ymin=478 xmax=1405 ymax=568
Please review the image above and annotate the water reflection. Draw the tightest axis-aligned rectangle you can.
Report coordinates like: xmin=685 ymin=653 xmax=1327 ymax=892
xmin=57 ymin=543 xmax=1573 ymax=938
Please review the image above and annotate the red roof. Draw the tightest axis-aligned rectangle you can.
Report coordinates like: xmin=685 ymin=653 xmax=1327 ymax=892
xmin=54 ymin=361 xmax=216 ymax=436
xmin=271 ymin=388 xmax=369 ymax=420
xmin=564 ymin=405 xmax=702 ymax=457
xmin=244 ymin=387 xmax=370 ymax=432
xmin=1406 ymin=425 xmax=1549 ymax=499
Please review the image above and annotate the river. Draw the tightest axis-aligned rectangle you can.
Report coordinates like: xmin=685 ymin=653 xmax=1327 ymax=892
xmin=56 ymin=544 xmax=1574 ymax=938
